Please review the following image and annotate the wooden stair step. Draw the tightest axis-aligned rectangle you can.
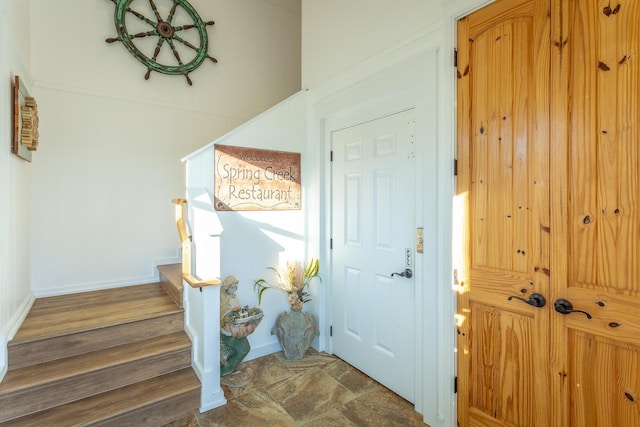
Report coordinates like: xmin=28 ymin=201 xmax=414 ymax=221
xmin=10 ymin=283 xmax=181 ymax=345
xmin=8 ymin=311 xmax=184 ymax=370
xmin=0 ymin=368 xmax=200 ymax=427
xmin=158 ymin=263 xmax=183 ymax=308
xmin=0 ymin=332 xmax=192 ymax=423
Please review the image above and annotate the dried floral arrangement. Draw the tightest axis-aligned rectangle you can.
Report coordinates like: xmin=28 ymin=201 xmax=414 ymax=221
xmin=254 ymin=258 xmax=321 ymax=311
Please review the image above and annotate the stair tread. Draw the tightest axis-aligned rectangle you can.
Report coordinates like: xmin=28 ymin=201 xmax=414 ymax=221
xmin=8 ymin=312 xmax=184 ymax=371
xmin=0 ymin=332 xmax=191 ymax=396
xmin=11 ymin=283 xmax=181 ymax=345
xmin=0 ymin=368 xmax=200 ymax=427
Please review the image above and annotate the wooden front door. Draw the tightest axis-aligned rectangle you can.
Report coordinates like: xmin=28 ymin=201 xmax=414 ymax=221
xmin=456 ymin=0 xmax=551 ymax=425
xmin=551 ymin=1 xmax=640 ymax=425
xmin=457 ymin=0 xmax=640 ymax=425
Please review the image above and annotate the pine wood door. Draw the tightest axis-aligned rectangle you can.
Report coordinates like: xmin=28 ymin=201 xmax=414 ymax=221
xmin=457 ymin=0 xmax=640 ymax=426
xmin=551 ymin=1 xmax=640 ymax=425
xmin=456 ymin=0 xmax=552 ymax=425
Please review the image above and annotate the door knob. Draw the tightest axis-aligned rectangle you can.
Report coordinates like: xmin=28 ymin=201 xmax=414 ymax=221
xmin=554 ymin=299 xmax=592 ymax=319
xmin=507 ymin=292 xmax=546 ymax=308
xmin=391 ymin=268 xmax=413 ymax=278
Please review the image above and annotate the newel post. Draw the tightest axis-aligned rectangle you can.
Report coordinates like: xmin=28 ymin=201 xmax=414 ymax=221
xmin=182 ymin=188 xmax=225 ymax=412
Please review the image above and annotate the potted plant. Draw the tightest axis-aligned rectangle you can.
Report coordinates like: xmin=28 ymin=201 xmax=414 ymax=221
xmin=254 ymin=258 xmax=321 ymax=359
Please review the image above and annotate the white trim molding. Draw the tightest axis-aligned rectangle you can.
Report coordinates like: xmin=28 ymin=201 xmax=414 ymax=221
xmin=0 ymin=292 xmax=35 ymax=382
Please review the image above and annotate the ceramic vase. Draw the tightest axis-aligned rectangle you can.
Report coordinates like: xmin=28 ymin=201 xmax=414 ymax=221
xmin=272 ymin=309 xmax=318 ymax=360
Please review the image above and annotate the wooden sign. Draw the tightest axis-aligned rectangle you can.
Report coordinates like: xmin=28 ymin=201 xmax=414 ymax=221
xmin=214 ymin=144 xmax=301 ymax=211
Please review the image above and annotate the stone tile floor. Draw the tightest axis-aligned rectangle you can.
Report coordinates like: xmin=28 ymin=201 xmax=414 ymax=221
xmin=164 ymin=349 xmax=428 ymax=426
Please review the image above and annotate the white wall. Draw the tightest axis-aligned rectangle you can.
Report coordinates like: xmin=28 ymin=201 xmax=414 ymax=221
xmin=184 ymin=91 xmax=310 ymax=360
xmin=29 ymin=0 xmax=301 ymax=295
xmin=302 ymin=0 xmax=447 ymax=89
xmin=0 ymin=0 xmax=35 ymax=381
xmin=302 ymin=0 xmax=488 ymax=89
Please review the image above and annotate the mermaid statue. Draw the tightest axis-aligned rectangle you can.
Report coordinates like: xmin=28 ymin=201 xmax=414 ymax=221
xmin=219 ymin=276 xmax=263 ymax=379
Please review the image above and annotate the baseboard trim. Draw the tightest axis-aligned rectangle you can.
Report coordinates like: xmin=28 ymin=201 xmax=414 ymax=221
xmin=33 ymin=275 xmax=160 ymax=298
xmin=0 ymin=337 xmax=6 ymax=384
xmin=0 ymin=292 xmax=35 ymax=382
xmin=246 ymin=341 xmax=282 ymax=361
xmin=199 ymin=390 xmax=227 ymax=413
xmin=33 ymin=256 xmax=181 ymax=298
xmin=1 ymin=292 xmax=35 ymax=340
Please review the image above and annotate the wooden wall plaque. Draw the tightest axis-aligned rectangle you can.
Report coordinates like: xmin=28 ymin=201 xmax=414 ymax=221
xmin=214 ymin=144 xmax=301 ymax=211
xmin=12 ymin=76 xmax=39 ymax=162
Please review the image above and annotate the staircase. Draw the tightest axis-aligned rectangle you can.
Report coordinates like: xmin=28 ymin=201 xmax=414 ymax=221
xmin=0 ymin=264 xmax=201 ymax=426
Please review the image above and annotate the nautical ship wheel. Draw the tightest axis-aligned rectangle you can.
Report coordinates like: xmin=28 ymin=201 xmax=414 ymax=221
xmin=106 ymin=0 xmax=217 ymax=85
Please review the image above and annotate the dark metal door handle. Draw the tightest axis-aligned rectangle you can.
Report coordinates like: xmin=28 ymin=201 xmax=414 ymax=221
xmin=391 ymin=268 xmax=413 ymax=279
xmin=554 ymin=299 xmax=592 ymax=319
xmin=507 ymin=292 xmax=547 ymax=308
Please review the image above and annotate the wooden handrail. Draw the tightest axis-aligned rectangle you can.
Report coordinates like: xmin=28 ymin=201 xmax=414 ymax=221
xmin=172 ymin=198 xmax=220 ymax=288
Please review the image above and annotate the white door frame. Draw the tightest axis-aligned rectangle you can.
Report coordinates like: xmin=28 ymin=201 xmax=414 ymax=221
xmin=309 ymin=34 xmax=445 ymax=427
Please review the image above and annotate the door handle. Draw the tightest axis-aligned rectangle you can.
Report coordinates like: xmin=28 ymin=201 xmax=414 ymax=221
xmin=554 ymin=299 xmax=592 ymax=319
xmin=391 ymin=268 xmax=413 ymax=279
xmin=507 ymin=292 xmax=546 ymax=308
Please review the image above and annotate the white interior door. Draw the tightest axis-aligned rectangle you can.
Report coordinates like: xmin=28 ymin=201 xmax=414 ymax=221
xmin=330 ymin=107 xmax=416 ymax=402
